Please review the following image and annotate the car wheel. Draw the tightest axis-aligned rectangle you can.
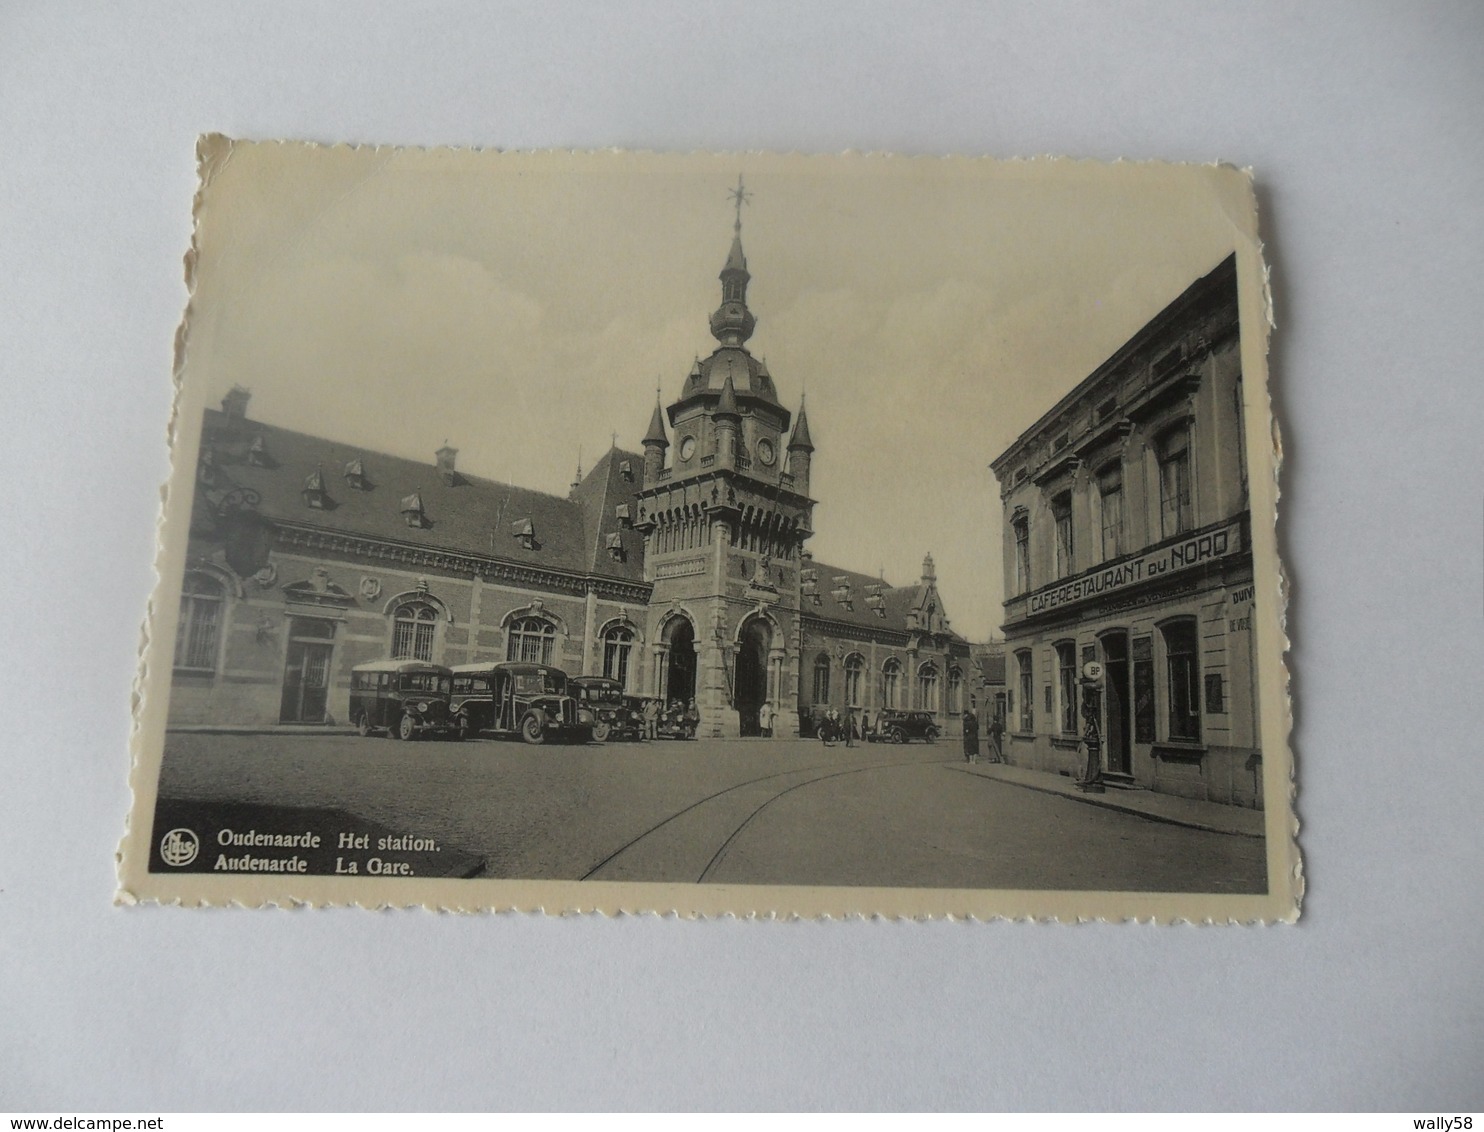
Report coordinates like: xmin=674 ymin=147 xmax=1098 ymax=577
xmin=520 ymin=712 xmax=546 ymax=745
xmin=890 ymin=728 xmax=905 ymax=744
xmin=926 ymin=728 xmax=939 ymax=743
xmin=397 ymin=713 xmax=418 ymax=742
xmin=355 ymin=714 xmax=371 ymax=738
xmin=592 ymin=721 xmax=611 ymax=743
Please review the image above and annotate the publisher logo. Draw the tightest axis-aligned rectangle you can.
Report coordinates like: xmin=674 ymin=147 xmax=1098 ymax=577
xmin=159 ymin=828 xmax=200 ymax=867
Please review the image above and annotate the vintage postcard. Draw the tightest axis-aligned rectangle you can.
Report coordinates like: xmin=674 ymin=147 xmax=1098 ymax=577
xmin=119 ymin=140 xmax=1299 ymax=920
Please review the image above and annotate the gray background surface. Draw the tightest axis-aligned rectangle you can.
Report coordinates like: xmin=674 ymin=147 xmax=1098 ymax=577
xmin=2 ymin=1 xmax=1481 ymax=1111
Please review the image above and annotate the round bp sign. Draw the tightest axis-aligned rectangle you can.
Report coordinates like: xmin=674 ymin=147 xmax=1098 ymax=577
xmin=1081 ymin=661 xmax=1105 ymax=682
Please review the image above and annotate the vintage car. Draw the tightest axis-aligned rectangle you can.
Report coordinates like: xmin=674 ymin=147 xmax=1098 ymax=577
xmin=448 ymin=662 xmax=593 ymax=745
xmin=655 ymin=700 xmax=699 ymax=741
xmin=868 ymin=709 xmax=941 ymax=744
xmin=349 ymin=660 xmax=458 ymax=741
xmin=569 ymin=676 xmax=644 ymax=742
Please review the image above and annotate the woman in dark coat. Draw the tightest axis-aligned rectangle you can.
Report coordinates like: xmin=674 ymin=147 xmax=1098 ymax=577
xmin=961 ymin=710 xmax=980 ymax=764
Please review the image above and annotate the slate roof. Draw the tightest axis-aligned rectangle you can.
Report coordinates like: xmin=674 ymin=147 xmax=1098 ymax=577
xmin=199 ymin=409 xmax=644 ymax=584
xmin=802 ymin=560 xmax=965 ymax=644
xmin=567 ymin=445 xmax=648 ymax=584
xmin=971 ymin=648 xmax=1007 ymax=686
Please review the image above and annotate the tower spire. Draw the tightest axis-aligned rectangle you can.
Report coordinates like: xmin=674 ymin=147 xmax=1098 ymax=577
xmin=711 ymin=177 xmax=756 ymax=347
xmin=728 ymin=174 xmax=751 ymax=235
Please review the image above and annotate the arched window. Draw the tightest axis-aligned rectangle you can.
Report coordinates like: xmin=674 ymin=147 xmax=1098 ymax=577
xmin=1055 ymin=640 xmax=1078 ymax=734
xmin=1012 ymin=514 xmax=1031 ymax=593
xmin=391 ymin=601 xmax=438 ymax=662
xmin=507 ymin=616 xmax=556 ymax=665
xmin=1097 ymin=463 xmax=1124 ymax=560
xmin=1157 ymin=424 xmax=1194 ymax=538
xmin=603 ymin=624 xmax=634 ymax=691
xmin=812 ymin=653 xmax=831 ymax=704
xmin=1015 ymin=649 xmax=1034 ymax=732
xmin=1051 ymin=491 xmax=1074 ymax=579
xmin=918 ymin=663 xmax=941 ymax=713
xmin=948 ymin=666 xmax=964 ymax=714
xmin=176 ymin=572 xmax=225 ymax=672
xmin=882 ymin=658 xmax=902 ymax=710
xmin=1161 ymin=618 xmax=1201 ymax=742
xmin=844 ymin=653 xmax=865 ymax=708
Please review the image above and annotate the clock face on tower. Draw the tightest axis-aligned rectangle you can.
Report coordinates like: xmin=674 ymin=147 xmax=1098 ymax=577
xmin=757 ymin=438 xmax=776 ymax=466
xmin=679 ymin=436 xmax=696 ymax=461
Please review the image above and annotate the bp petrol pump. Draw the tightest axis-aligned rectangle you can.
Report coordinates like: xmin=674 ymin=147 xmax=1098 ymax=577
xmin=1076 ymin=660 xmax=1106 ymax=794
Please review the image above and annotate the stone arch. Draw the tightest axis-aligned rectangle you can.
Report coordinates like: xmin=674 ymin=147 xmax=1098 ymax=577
xmin=185 ymin=557 xmax=244 ymax=599
xmin=597 ymin=611 xmax=645 ymax=645
xmin=381 ymin=588 xmax=452 ymax=623
xmin=498 ymin=600 xmax=570 ymax=639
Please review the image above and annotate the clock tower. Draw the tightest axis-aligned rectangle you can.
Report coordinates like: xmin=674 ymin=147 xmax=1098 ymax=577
xmin=635 ymin=179 xmax=815 ymax=737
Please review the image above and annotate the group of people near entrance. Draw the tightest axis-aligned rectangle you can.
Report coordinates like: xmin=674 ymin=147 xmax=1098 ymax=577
xmin=817 ymin=708 xmax=863 ymax=747
xmin=639 ymin=697 xmax=699 ymax=740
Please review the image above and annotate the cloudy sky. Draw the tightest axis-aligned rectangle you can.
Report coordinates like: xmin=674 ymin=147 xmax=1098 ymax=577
xmin=184 ymin=142 xmax=1252 ymax=640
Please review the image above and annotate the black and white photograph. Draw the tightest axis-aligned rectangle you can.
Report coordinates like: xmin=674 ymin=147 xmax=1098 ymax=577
xmin=121 ymin=141 xmax=1295 ymax=920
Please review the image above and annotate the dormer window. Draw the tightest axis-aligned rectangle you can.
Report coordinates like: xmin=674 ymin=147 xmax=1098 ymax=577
xmin=831 ymin=576 xmax=853 ymax=609
xmin=615 ymin=503 xmax=632 ymax=527
xmin=302 ymin=466 xmax=329 ymax=509
xmin=512 ymin=517 xmax=536 ymax=550
xmin=800 ymin=568 xmax=821 ymax=605
xmin=247 ymin=435 xmax=269 ymax=466
xmin=619 ymin=460 xmax=634 ymax=482
xmin=400 ymin=491 xmax=427 ymax=529
xmin=864 ymin=583 xmax=886 ymax=616
xmin=344 ymin=458 xmax=368 ymax=490
xmin=605 ymin=532 xmax=625 ymax=562
xmin=435 ymin=444 xmax=459 ymax=487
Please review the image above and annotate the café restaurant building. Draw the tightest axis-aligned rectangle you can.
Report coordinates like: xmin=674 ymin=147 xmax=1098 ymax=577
xmin=988 ymin=254 xmax=1262 ymax=808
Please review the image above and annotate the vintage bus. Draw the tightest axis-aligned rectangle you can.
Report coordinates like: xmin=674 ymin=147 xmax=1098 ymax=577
xmin=448 ymin=662 xmax=592 ymax=745
xmin=349 ymin=660 xmax=458 ymax=741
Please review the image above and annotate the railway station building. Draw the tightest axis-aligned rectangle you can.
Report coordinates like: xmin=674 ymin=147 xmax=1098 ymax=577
xmin=169 ymin=212 xmax=968 ymax=739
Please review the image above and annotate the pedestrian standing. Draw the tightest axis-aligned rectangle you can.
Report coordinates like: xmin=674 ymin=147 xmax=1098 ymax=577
xmin=643 ymin=697 xmax=658 ymax=740
xmin=844 ymin=708 xmax=856 ymax=748
xmin=758 ymin=700 xmax=773 ymax=739
xmin=987 ymin=711 xmax=1004 ymax=763
xmin=861 ymin=710 xmax=871 ymax=741
xmin=962 ymin=709 xmax=979 ymax=764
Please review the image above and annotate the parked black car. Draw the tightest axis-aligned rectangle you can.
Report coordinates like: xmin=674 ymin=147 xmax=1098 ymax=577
xmin=868 ymin=709 xmax=940 ymax=744
xmin=569 ymin=676 xmax=644 ymax=742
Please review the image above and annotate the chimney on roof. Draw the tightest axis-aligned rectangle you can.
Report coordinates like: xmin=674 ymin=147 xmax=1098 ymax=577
xmin=436 ymin=443 xmax=458 ymax=486
xmin=221 ymin=386 xmax=251 ymax=423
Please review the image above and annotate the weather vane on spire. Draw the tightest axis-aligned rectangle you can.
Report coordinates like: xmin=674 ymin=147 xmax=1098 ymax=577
xmin=727 ymin=174 xmax=751 ymax=234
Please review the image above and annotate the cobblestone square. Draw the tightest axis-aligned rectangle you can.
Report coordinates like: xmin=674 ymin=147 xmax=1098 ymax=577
xmin=158 ymin=733 xmax=1266 ymax=893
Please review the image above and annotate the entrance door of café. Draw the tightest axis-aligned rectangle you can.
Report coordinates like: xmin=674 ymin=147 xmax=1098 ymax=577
xmin=1100 ymin=630 xmax=1132 ymax=776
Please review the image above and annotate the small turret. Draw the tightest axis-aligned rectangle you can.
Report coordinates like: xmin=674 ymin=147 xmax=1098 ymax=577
xmin=787 ymin=396 xmax=814 ymax=494
xmin=642 ymin=397 xmax=669 ymax=486
xmin=714 ymin=373 xmax=740 ymax=469
xmin=921 ymin=552 xmax=937 ymax=585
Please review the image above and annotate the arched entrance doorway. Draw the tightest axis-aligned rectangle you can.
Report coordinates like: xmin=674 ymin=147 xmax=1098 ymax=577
xmin=664 ymin=617 xmax=696 ymax=707
xmin=734 ymin=617 xmax=771 ymax=736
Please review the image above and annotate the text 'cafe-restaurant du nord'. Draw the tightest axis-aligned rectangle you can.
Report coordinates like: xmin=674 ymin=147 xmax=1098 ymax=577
xmin=989 ymin=254 xmax=1263 ymax=810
